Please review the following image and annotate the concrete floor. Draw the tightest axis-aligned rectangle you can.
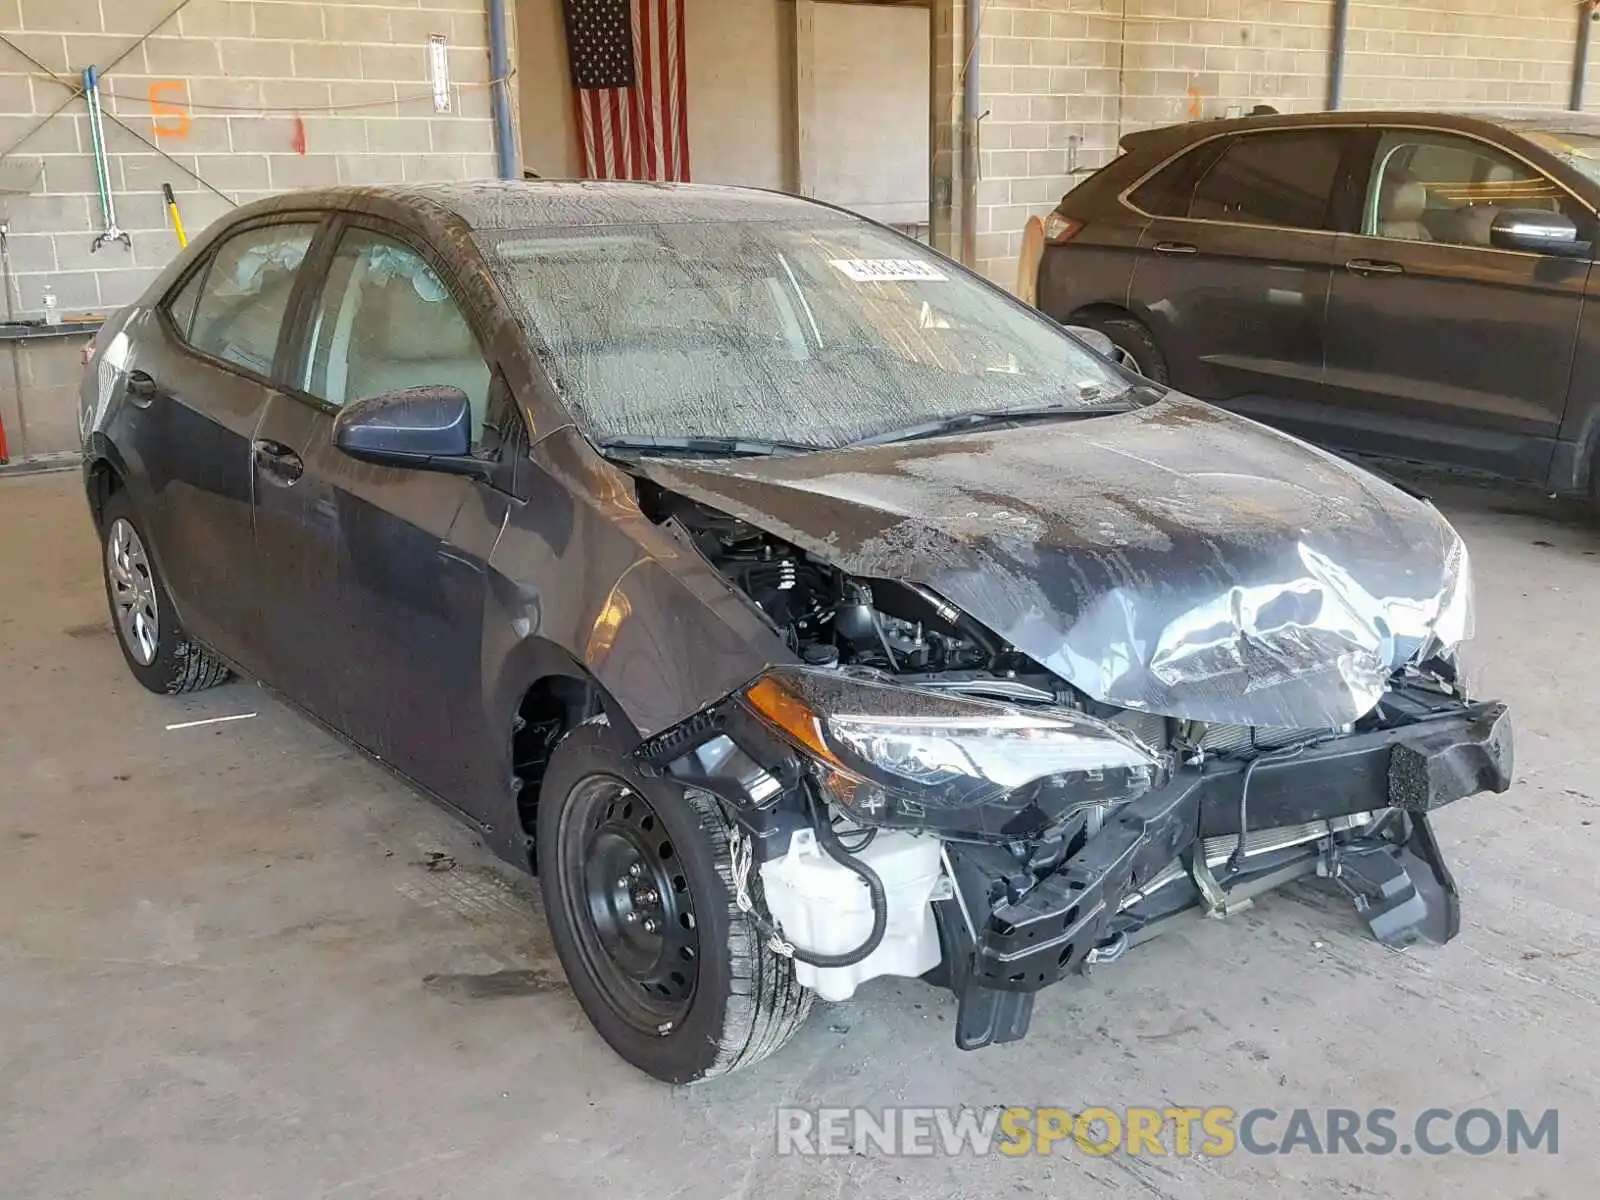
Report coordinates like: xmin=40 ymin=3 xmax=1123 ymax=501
xmin=2 ymin=466 xmax=1597 ymax=1199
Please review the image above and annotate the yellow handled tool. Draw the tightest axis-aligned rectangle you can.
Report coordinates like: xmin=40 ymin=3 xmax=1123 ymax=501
xmin=163 ymin=183 xmax=187 ymax=248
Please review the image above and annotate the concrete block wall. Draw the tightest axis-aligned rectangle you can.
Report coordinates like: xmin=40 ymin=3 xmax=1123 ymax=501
xmin=1341 ymin=0 xmax=1575 ymax=109
xmin=0 ymin=0 xmax=506 ymax=321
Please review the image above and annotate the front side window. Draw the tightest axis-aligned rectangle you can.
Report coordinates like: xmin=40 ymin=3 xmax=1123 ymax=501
xmin=182 ymin=223 xmax=317 ymax=376
xmin=1188 ymin=130 xmax=1347 ymax=230
xmin=300 ymin=228 xmax=491 ymax=442
xmin=1363 ymin=130 xmax=1585 ymax=249
xmin=478 ymin=218 xmax=1135 ymax=448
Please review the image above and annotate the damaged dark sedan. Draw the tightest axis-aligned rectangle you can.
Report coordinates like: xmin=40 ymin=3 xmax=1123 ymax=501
xmin=79 ymin=182 xmax=1512 ymax=1083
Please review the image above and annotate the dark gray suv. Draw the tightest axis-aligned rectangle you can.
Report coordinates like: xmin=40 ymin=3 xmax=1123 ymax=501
xmin=1031 ymin=110 xmax=1600 ymax=498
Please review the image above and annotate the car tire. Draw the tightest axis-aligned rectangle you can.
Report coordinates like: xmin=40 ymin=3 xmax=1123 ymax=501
xmin=99 ymin=491 xmax=232 ymax=695
xmin=1084 ymin=314 xmax=1170 ymax=385
xmin=536 ymin=720 xmax=813 ymax=1083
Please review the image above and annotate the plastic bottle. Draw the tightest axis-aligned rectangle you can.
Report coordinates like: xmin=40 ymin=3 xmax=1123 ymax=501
xmin=41 ymin=284 xmax=58 ymax=326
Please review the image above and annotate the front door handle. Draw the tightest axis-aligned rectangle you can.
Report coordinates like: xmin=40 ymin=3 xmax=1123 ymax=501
xmin=1346 ymin=258 xmax=1405 ymax=277
xmin=252 ymin=439 xmax=304 ymax=484
xmin=1153 ymin=241 xmax=1198 ymax=255
xmin=125 ymin=370 xmax=158 ymax=406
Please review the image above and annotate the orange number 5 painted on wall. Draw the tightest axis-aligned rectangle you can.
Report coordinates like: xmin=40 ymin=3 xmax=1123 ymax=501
xmin=150 ymin=81 xmax=191 ymax=139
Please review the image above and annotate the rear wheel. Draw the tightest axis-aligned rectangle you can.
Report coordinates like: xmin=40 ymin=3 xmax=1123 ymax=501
xmin=1082 ymin=314 xmax=1169 ymax=384
xmin=536 ymin=722 xmax=812 ymax=1082
xmin=100 ymin=491 xmax=231 ymax=695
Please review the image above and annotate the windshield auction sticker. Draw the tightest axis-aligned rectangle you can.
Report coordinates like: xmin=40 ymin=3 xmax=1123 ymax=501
xmin=830 ymin=258 xmax=948 ymax=283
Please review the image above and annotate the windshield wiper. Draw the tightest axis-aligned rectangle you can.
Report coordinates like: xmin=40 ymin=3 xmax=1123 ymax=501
xmin=849 ymin=401 xmax=1133 ymax=449
xmin=597 ymin=434 xmax=823 ymax=458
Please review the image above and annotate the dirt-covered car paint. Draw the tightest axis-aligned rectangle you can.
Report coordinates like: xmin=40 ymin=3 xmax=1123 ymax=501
xmin=633 ymin=395 xmax=1471 ymax=730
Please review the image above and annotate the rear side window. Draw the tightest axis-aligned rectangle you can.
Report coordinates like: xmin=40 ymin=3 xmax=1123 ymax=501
xmin=180 ymin=223 xmax=318 ymax=376
xmin=1128 ymin=140 xmax=1228 ymax=217
xmin=1189 ymin=131 xmax=1346 ymax=230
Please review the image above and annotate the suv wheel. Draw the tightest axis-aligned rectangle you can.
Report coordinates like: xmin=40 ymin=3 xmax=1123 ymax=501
xmin=1084 ymin=314 xmax=1169 ymax=384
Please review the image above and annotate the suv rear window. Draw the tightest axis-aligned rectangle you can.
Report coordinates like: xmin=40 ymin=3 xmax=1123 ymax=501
xmin=1132 ymin=130 xmax=1349 ymax=232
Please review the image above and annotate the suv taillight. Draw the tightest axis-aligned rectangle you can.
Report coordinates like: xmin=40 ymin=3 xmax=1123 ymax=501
xmin=1042 ymin=213 xmax=1084 ymax=245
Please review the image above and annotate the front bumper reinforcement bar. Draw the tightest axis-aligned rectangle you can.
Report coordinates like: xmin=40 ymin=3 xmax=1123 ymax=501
xmin=939 ymin=702 xmax=1512 ymax=1051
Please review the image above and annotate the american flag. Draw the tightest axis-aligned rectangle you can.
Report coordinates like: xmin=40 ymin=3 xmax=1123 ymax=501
xmin=562 ymin=0 xmax=690 ymax=182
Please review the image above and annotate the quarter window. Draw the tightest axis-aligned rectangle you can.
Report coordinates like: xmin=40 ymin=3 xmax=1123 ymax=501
xmin=165 ymin=267 xmax=206 ymax=342
xmin=299 ymin=228 xmax=491 ymax=443
xmin=1127 ymin=140 xmax=1228 ymax=218
xmin=180 ymin=223 xmax=317 ymax=376
xmin=1363 ymin=130 xmax=1585 ymax=249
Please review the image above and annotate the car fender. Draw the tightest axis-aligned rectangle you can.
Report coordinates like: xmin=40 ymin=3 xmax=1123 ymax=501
xmin=488 ymin=428 xmax=790 ymax=747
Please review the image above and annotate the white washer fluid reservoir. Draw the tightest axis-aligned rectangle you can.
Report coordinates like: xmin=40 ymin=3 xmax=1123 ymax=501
xmin=758 ymin=827 xmax=946 ymax=1002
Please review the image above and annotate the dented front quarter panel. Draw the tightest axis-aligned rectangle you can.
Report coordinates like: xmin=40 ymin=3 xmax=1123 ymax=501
xmin=635 ymin=395 xmax=1471 ymax=729
xmin=488 ymin=426 xmax=791 ymax=740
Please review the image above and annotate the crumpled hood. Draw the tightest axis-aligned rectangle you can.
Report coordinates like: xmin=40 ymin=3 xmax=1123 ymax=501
xmin=637 ymin=395 xmax=1471 ymax=728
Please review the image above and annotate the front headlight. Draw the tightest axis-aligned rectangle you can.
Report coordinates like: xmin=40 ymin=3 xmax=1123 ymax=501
xmin=742 ymin=668 xmax=1164 ymax=837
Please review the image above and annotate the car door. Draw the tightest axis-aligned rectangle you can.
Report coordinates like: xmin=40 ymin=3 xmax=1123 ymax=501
xmin=129 ymin=216 xmax=323 ymax=670
xmin=255 ymin=218 xmax=518 ymax=816
xmin=1321 ymin=127 xmax=1594 ymax=480
xmin=1127 ymin=127 xmax=1365 ymax=432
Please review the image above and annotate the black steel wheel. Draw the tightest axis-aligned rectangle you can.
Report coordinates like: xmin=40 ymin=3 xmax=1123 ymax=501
xmin=562 ymin=774 xmax=700 ymax=1031
xmin=537 ymin=721 xmax=812 ymax=1083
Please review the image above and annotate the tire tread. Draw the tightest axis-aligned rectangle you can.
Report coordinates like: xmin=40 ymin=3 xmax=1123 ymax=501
xmin=680 ymin=786 xmax=813 ymax=1080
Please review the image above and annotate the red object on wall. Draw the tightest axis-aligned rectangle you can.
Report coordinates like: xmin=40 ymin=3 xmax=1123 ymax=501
xmin=290 ymin=114 xmax=307 ymax=155
xmin=0 ymin=410 xmax=10 ymax=465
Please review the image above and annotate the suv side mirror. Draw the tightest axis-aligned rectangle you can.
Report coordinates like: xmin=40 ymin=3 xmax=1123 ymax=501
xmin=1490 ymin=209 xmax=1587 ymax=257
xmin=332 ymin=385 xmax=488 ymax=478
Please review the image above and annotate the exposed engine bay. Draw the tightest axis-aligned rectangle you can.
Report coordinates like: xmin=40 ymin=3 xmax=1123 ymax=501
xmin=646 ymin=484 xmax=1079 ymax=705
xmin=633 ymin=480 xmax=1515 ymax=1052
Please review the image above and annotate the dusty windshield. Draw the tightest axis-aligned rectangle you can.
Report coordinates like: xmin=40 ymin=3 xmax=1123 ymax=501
xmin=480 ymin=219 xmax=1131 ymax=448
xmin=1521 ymin=129 xmax=1600 ymax=187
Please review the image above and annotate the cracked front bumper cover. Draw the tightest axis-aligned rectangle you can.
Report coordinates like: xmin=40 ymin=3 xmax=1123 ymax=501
xmin=938 ymin=702 xmax=1512 ymax=1051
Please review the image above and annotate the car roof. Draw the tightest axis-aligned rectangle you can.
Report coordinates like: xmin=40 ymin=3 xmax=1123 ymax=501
xmin=1119 ymin=107 xmax=1600 ymax=154
xmin=243 ymin=180 xmax=849 ymax=232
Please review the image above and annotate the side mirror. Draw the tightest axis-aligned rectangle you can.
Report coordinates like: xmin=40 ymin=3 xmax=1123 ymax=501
xmin=1064 ymin=324 xmax=1117 ymax=360
xmin=332 ymin=385 xmax=487 ymax=478
xmin=1490 ymin=209 xmax=1586 ymax=256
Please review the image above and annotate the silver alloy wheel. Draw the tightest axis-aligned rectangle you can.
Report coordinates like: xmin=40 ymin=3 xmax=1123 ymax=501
xmin=106 ymin=517 xmax=159 ymax=666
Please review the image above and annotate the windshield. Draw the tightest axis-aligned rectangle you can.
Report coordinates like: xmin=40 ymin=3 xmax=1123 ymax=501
xmin=1521 ymin=129 xmax=1600 ymax=187
xmin=478 ymin=218 xmax=1132 ymax=448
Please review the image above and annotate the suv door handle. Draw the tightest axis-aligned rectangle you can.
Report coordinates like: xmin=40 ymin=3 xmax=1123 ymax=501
xmin=1346 ymin=258 xmax=1404 ymax=276
xmin=1153 ymin=241 xmax=1198 ymax=255
xmin=125 ymin=370 xmax=158 ymax=406
xmin=253 ymin=439 xmax=304 ymax=484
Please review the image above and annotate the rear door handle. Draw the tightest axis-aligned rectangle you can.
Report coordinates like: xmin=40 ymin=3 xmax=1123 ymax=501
xmin=1346 ymin=258 xmax=1405 ymax=276
xmin=125 ymin=370 xmax=158 ymax=406
xmin=252 ymin=439 xmax=304 ymax=484
xmin=1153 ymin=241 xmax=1198 ymax=255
